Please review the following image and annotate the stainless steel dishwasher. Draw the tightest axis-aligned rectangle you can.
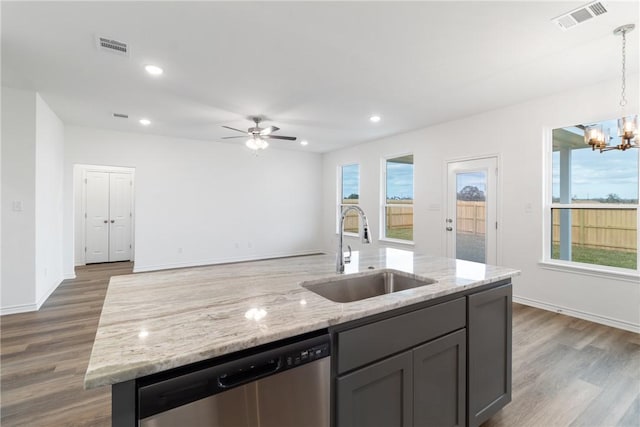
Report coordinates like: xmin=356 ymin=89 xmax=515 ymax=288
xmin=138 ymin=334 xmax=330 ymax=427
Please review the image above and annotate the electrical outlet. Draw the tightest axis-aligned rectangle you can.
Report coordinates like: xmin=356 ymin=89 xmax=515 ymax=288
xmin=12 ymin=201 xmax=23 ymax=212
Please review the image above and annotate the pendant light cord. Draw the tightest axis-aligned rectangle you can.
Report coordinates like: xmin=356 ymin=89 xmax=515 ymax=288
xmin=620 ymin=28 xmax=627 ymax=107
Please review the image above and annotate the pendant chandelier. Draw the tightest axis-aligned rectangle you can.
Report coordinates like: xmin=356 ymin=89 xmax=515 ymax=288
xmin=585 ymin=24 xmax=638 ymax=152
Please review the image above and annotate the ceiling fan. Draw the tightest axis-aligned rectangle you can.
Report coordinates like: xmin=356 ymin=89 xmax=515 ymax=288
xmin=222 ymin=116 xmax=297 ymax=150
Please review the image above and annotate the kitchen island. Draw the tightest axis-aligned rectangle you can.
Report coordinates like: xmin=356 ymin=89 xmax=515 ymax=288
xmin=85 ymin=248 xmax=519 ymax=426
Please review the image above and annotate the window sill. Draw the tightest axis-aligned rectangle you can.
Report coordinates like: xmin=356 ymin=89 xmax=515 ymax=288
xmin=538 ymin=259 xmax=640 ymax=283
xmin=379 ymin=238 xmax=415 ymax=246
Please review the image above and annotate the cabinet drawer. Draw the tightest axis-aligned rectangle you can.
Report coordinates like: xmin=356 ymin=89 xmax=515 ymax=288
xmin=337 ymin=297 xmax=465 ymax=374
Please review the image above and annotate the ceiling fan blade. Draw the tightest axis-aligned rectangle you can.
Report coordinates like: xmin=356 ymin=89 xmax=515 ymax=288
xmin=260 ymin=126 xmax=280 ymax=136
xmin=222 ymin=125 xmax=248 ymax=134
xmin=263 ymin=135 xmax=297 ymax=141
xmin=221 ymin=136 xmax=247 ymax=139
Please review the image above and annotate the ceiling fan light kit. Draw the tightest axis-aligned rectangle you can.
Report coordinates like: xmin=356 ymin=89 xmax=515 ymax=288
xmin=585 ymin=23 xmax=638 ymax=152
xmin=222 ymin=116 xmax=297 ymax=151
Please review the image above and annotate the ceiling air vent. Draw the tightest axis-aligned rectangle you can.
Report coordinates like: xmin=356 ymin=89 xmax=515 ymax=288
xmin=112 ymin=113 xmax=129 ymax=119
xmin=96 ymin=36 xmax=129 ymax=57
xmin=552 ymin=1 xmax=608 ymax=31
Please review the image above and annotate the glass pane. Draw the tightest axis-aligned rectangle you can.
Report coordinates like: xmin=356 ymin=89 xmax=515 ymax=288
xmin=551 ymin=208 xmax=637 ymax=270
xmin=341 ymin=164 xmax=359 ymax=233
xmin=341 ymin=164 xmax=359 ymax=202
xmin=385 ymin=206 xmax=413 ymax=241
xmin=552 ymin=120 xmax=639 ymax=203
xmin=385 ymin=155 xmax=413 ymax=241
xmin=386 ymin=155 xmax=414 ymax=203
xmin=456 ymin=171 xmax=486 ymax=263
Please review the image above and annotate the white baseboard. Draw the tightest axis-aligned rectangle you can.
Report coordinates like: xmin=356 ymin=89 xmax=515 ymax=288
xmin=0 ymin=302 xmax=39 ymax=316
xmin=0 ymin=277 xmax=64 ymax=316
xmin=133 ymin=250 xmax=324 ymax=273
xmin=513 ymin=296 xmax=640 ymax=333
xmin=36 ymin=278 xmax=63 ymax=310
xmin=64 ymin=273 xmax=76 ymax=280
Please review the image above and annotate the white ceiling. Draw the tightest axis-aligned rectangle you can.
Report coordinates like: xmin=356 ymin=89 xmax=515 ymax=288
xmin=2 ymin=1 xmax=638 ymax=153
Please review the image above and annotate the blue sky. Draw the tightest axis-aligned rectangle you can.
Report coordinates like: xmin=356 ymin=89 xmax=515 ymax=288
xmin=342 ymin=164 xmax=359 ymax=198
xmin=342 ymin=161 xmax=415 ymax=200
xmin=386 ymin=161 xmax=413 ymax=199
xmin=457 ymin=172 xmax=486 ymax=193
xmin=553 ymin=121 xmax=638 ymax=200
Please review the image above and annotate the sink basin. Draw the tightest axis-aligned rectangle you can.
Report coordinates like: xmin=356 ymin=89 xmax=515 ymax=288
xmin=301 ymin=271 xmax=437 ymax=303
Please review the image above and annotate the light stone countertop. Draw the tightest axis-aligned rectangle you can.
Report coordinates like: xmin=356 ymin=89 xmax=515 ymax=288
xmin=84 ymin=248 xmax=520 ymax=389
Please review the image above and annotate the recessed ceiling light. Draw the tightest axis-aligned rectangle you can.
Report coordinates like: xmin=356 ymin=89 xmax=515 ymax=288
xmin=144 ymin=65 xmax=163 ymax=76
xmin=369 ymin=115 xmax=381 ymax=123
xmin=300 ymin=140 xmax=309 ymax=146
xmin=139 ymin=118 xmax=151 ymax=126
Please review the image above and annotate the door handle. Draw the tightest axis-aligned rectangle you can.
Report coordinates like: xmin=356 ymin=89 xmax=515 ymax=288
xmin=103 ymin=220 xmax=108 ymax=224
xmin=110 ymin=220 xmax=115 ymax=223
xmin=446 ymin=226 xmax=453 ymax=231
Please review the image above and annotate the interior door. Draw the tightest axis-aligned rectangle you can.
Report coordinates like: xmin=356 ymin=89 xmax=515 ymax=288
xmin=85 ymin=170 xmax=133 ymax=264
xmin=446 ymin=157 xmax=497 ymax=264
xmin=109 ymin=173 xmax=132 ymax=262
xmin=85 ymin=171 xmax=110 ymax=263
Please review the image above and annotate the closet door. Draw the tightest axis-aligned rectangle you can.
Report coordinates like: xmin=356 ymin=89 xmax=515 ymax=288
xmin=85 ymin=171 xmax=110 ymax=263
xmin=109 ymin=173 xmax=132 ymax=262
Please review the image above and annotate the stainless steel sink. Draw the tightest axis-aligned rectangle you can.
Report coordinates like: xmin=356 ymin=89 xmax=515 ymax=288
xmin=301 ymin=271 xmax=437 ymax=303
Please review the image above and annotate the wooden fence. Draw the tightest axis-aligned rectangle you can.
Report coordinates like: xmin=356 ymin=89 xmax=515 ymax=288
xmin=456 ymin=201 xmax=486 ymax=235
xmin=344 ymin=200 xmax=637 ymax=253
xmin=552 ymin=208 xmax=637 ymax=252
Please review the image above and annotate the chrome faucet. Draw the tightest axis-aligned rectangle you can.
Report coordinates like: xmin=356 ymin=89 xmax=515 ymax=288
xmin=337 ymin=206 xmax=372 ymax=273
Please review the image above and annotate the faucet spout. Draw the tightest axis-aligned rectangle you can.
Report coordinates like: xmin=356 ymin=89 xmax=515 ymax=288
xmin=337 ymin=206 xmax=372 ymax=273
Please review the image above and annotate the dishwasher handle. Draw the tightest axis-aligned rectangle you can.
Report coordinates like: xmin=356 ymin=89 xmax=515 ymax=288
xmin=217 ymin=356 xmax=281 ymax=389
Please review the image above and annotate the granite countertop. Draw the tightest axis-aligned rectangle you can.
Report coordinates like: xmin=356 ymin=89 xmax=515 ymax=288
xmin=84 ymin=248 xmax=520 ymax=389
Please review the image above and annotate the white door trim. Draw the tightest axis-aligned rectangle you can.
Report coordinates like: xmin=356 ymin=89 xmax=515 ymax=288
xmin=443 ymin=154 xmax=502 ymax=265
xmin=75 ymin=164 xmax=135 ymax=266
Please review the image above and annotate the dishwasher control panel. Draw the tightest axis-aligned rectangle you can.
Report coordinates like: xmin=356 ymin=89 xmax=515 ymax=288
xmin=284 ymin=342 xmax=330 ymax=368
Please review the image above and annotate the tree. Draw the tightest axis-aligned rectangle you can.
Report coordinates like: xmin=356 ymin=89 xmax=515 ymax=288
xmin=457 ymin=186 xmax=485 ymax=201
xmin=346 ymin=193 xmax=359 ymax=199
xmin=605 ymin=193 xmax=621 ymax=203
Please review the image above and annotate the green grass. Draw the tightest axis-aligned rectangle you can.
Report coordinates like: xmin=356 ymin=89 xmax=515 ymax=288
xmin=552 ymin=244 xmax=637 ymax=270
xmin=386 ymin=227 xmax=413 ymax=241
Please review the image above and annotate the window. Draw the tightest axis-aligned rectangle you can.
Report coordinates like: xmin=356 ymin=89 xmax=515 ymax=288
xmin=339 ymin=164 xmax=360 ymax=234
xmin=547 ymin=120 xmax=638 ymax=272
xmin=383 ymin=154 xmax=414 ymax=242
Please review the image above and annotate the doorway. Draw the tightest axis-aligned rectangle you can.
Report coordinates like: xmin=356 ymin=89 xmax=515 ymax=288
xmin=76 ymin=166 xmax=135 ymax=264
xmin=446 ymin=157 xmax=498 ymax=264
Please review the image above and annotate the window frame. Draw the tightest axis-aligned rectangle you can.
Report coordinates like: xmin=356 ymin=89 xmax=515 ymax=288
xmin=542 ymin=125 xmax=640 ymax=277
xmin=337 ymin=163 xmax=361 ymax=237
xmin=380 ymin=153 xmax=415 ymax=245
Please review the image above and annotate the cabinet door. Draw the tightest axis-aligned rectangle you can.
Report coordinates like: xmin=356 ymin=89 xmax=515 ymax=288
xmin=413 ymin=329 xmax=466 ymax=427
xmin=336 ymin=351 xmax=413 ymax=427
xmin=468 ymin=284 xmax=512 ymax=427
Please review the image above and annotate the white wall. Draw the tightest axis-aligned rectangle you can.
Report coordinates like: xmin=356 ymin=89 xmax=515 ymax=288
xmin=35 ymin=94 xmax=65 ymax=303
xmin=322 ymin=76 xmax=640 ymax=331
xmin=1 ymin=87 xmax=37 ymax=312
xmin=63 ymin=127 xmax=323 ymax=274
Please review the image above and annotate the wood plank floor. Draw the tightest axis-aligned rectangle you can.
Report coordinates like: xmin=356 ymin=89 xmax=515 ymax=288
xmin=1 ymin=262 xmax=639 ymax=426
xmin=1 ymin=262 xmax=133 ymax=427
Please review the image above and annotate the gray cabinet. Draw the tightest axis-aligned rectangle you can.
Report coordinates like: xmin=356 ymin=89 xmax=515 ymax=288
xmin=337 ymin=351 xmax=413 ymax=427
xmin=333 ymin=281 xmax=512 ymax=427
xmin=467 ymin=284 xmax=512 ymax=427
xmin=414 ymin=329 xmax=466 ymax=427
xmin=336 ymin=329 xmax=466 ymax=427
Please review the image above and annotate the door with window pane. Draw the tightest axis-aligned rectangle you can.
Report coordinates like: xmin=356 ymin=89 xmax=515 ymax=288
xmin=447 ymin=158 xmax=497 ymax=264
